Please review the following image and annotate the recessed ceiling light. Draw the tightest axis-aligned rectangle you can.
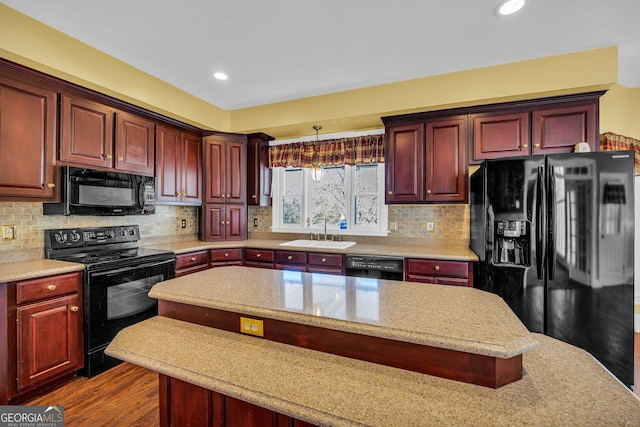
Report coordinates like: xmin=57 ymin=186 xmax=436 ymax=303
xmin=213 ymin=72 xmax=228 ymax=81
xmin=496 ymin=0 xmax=527 ymax=16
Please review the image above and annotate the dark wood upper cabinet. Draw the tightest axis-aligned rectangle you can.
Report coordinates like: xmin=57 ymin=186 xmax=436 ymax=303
xmin=60 ymin=94 xmax=156 ymax=175
xmin=470 ymin=111 xmax=530 ymax=161
xmin=385 ymin=123 xmax=425 ymax=203
xmin=156 ymin=125 xmax=202 ymax=205
xmin=532 ymin=102 xmax=597 ymax=155
xmin=0 ymin=72 xmax=58 ymax=200
xmin=247 ymin=132 xmax=274 ymax=206
xmin=425 ymin=116 xmax=467 ymax=203
xmin=203 ymin=135 xmax=246 ymax=204
xmin=115 ymin=111 xmax=155 ymax=175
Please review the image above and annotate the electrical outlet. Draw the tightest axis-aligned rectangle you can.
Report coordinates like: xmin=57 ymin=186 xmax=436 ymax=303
xmin=253 ymin=218 xmax=259 ymax=227
xmin=240 ymin=317 xmax=264 ymax=337
xmin=426 ymin=221 xmax=435 ymax=232
xmin=390 ymin=221 xmax=397 ymax=231
xmin=181 ymin=219 xmax=187 ymax=229
xmin=2 ymin=225 xmax=16 ymax=240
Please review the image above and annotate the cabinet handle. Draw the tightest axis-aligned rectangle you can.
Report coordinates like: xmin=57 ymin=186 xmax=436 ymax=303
xmin=252 ymin=195 xmax=257 ymax=199
xmin=388 ymin=191 xmax=393 ymax=195
xmin=190 ymin=257 xmax=197 ymax=261
xmin=104 ymin=154 xmax=113 ymax=160
xmin=117 ymin=156 xmax=124 ymax=161
xmin=220 ymin=221 xmax=225 ymax=224
xmin=427 ymin=189 xmax=432 ymax=194
xmin=71 ymin=306 xmax=79 ymax=312
xmin=47 ymin=183 xmax=56 ymax=189
xmin=226 ymin=194 xmax=231 ymax=198
xmin=46 ymin=284 xmax=56 ymax=291
xmin=256 ymin=253 xmax=261 ymax=258
xmin=434 ymin=265 xmax=440 ymax=271
xmin=226 ymin=221 xmax=230 ymax=225
xmin=321 ymin=258 xmax=327 ymax=263
xmin=288 ymin=255 xmax=292 ymax=260
xmin=224 ymin=253 xmax=229 ymax=257
xmin=534 ymin=143 xmax=541 ymax=148
xmin=520 ymin=144 xmax=529 ymax=150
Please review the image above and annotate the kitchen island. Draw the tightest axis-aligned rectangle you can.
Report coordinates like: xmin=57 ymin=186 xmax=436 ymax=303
xmin=106 ymin=266 xmax=640 ymax=426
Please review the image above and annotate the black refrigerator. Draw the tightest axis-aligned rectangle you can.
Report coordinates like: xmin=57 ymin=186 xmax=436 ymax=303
xmin=470 ymin=151 xmax=635 ymax=386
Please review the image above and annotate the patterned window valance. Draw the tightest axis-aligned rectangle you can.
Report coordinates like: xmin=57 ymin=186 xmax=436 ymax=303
xmin=269 ymin=134 xmax=385 ymax=168
xmin=600 ymin=132 xmax=640 ymax=175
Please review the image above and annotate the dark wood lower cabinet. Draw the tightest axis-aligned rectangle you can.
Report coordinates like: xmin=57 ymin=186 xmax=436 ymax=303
xmin=159 ymin=374 xmax=316 ymax=427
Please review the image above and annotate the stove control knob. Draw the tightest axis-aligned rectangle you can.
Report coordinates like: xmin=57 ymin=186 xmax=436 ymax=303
xmin=54 ymin=232 xmax=68 ymax=243
xmin=70 ymin=232 xmax=81 ymax=243
xmin=129 ymin=229 xmax=136 ymax=235
xmin=108 ymin=230 xmax=116 ymax=238
xmin=119 ymin=230 xmax=126 ymax=237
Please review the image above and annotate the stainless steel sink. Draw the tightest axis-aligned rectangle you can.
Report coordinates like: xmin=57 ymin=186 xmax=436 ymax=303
xmin=279 ymin=239 xmax=356 ymax=249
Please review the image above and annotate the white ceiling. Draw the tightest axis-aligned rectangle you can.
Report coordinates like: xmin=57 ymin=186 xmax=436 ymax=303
xmin=3 ymin=0 xmax=640 ymax=110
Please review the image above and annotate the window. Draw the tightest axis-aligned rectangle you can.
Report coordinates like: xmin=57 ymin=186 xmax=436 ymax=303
xmin=272 ymin=164 xmax=388 ymax=236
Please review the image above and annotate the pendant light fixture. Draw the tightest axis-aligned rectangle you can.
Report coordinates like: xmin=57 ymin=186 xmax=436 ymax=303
xmin=310 ymin=125 xmax=324 ymax=182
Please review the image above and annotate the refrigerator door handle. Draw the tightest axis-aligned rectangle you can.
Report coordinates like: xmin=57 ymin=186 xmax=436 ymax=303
xmin=535 ymin=166 xmax=546 ymax=280
xmin=547 ymin=165 xmax=556 ymax=280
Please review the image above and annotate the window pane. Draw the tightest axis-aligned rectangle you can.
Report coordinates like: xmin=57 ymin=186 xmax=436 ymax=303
xmin=355 ymin=164 xmax=379 ymax=226
xmin=311 ymin=166 xmax=345 ymax=226
xmin=283 ymin=169 xmax=303 ymax=225
xmin=355 ymin=196 xmax=378 ymax=225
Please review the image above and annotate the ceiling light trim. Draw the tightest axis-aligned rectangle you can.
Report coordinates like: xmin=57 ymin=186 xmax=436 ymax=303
xmin=496 ymin=0 xmax=527 ymax=16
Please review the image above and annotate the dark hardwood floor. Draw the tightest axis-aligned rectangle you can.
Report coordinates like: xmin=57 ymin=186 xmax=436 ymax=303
xmin=23 ymin=334 xmax=640 ymax=426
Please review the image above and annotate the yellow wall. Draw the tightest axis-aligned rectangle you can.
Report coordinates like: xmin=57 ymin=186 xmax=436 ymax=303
xmin=1 ymin=4 xmax=628 ymax=140
xmin=600 ymin=85 xmax=640 ymax=140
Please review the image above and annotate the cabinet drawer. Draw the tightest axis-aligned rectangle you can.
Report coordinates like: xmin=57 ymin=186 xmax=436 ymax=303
xmin=275 ymin=250 xmax=306 ymax=265
xmin=16 ymin=272 xmax=81 ymax=305
xmin=245 ymin=249 xmax=274 ymax=263
xmin=176 ymin=251 xmax=209 ymax=269
xmin=210 ymin=248 xmax=243 ymax=263
xmin=307 ymin=253 xmax=344 ymax=269
xmin=406 ymin=259 xmax=470 ymax=278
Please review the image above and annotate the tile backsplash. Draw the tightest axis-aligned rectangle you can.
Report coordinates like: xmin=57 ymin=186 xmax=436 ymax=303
xmin=249 ymin=204 xmax=470 ymax=247
xmin=0 ymin=202 xmax=199 ymax=264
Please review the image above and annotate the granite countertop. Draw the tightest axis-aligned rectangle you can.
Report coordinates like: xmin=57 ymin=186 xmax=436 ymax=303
xmin=106 ymin=316 xmax=640 ymax=426
xmin=149 ymin=266 xmax=536 ymax=358
xmin=143 ymin=238 xmax=479 ymax=261
xmin=0 ymin=259 xmax=84 ymax=283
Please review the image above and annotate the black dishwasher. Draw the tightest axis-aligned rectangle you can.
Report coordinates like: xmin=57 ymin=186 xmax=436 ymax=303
xmin=344 ymin=255 xmax=404 ymax=281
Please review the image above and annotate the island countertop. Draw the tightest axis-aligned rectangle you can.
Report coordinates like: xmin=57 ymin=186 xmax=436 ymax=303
xmin=149 ymin=266 xmax=536 ymax=359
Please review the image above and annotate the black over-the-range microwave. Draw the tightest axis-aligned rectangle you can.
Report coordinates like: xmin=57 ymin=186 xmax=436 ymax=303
xmin=43 ymin=167 xmax=156 ymax=216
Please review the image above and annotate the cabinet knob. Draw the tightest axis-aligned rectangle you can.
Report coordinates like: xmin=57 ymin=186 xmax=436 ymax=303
xmin=226 ymin=194 xmax=231 ymax=198
xmin=256 ymin=253 xmax=261 ymax=258
xmin=388 ymin=191 xmax=393 ymax=195
xmin=520 ymin=144 xmax=529 ymax=150
xmin=47 ymin=284 xmax=56 ymax=291
xmin=288 ymin=255 xmax=293 ymax=260
xmin=46 ymin=183 xmax=56 ymax=189
xmin=252 ymin=195 xmax=257 ymax=198
xmin=321 ymin=258 xmax=327 ymax=263
xmin=104 ymin=154 xmax=113 ymax=160
xmin=220 ymin=221 xmax=225 ymax=224
xmin=70 ymin=306 xmax=79 ymax=312
xmin=427 ymin=189 xmax=432 ymax=194
xmin=226 ymin=221 xmax=230 ymax=225
xmin=117 ymin=156 xmax=124 ymax=161
xmin=434 ymin=265 xmax=440 ymax=271
xmin=190 ymin=257 xmax=197 ymax=261
xmin=534 ymin=143 xmax=541 ymax=148
xmin=224 ymin=253 xmax=229 ymax=257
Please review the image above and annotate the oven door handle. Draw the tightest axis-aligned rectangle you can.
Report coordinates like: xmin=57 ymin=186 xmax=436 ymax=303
xmin=89 ymin=258 xmax=175 ymax=277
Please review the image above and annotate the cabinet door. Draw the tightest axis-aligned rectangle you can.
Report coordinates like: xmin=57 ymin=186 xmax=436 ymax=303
xmin=180 ymin=132 xmax=202 ymax=205
xmin=204 ymin=137 xmax=225 ymax=203
xmin=225 ymin=204 xmax=247 ymax=241
xmin=0 ymin=75 xmax=57 ymax=199
xmin=532 ymin=102 xmax=597 ymax=155
xmin=201 ymin=204 xmax=224 ymax=241
xmin=156 ymin=125 xmax=182 ymax=204
xmin=247 ymin=133 xmax=274 ymax=206
xmin=425 ymin=116 xmax=467 ymax=203
xmin=115 ymin=111 xmax=155 ymax=175
xmin=385 ymin=123 xmax=424 ymax=203
xmin=226 ymin=141 xmax=246 ymax=204
xmin=471 ymin=111 xmax=530 ymax=162
xmin=60 ymin=94 xmax=114 ymax=169
xmin=17 ymin=294 xmax=82 ymax=391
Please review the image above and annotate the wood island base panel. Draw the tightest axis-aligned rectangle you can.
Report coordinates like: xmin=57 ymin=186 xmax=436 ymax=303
xmin=159 ymin=300 xmax=522 ymax=388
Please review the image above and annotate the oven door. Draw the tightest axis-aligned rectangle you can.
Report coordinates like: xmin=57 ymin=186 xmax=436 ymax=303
xmin=85 ymin=258 xmax=175 ymax=351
